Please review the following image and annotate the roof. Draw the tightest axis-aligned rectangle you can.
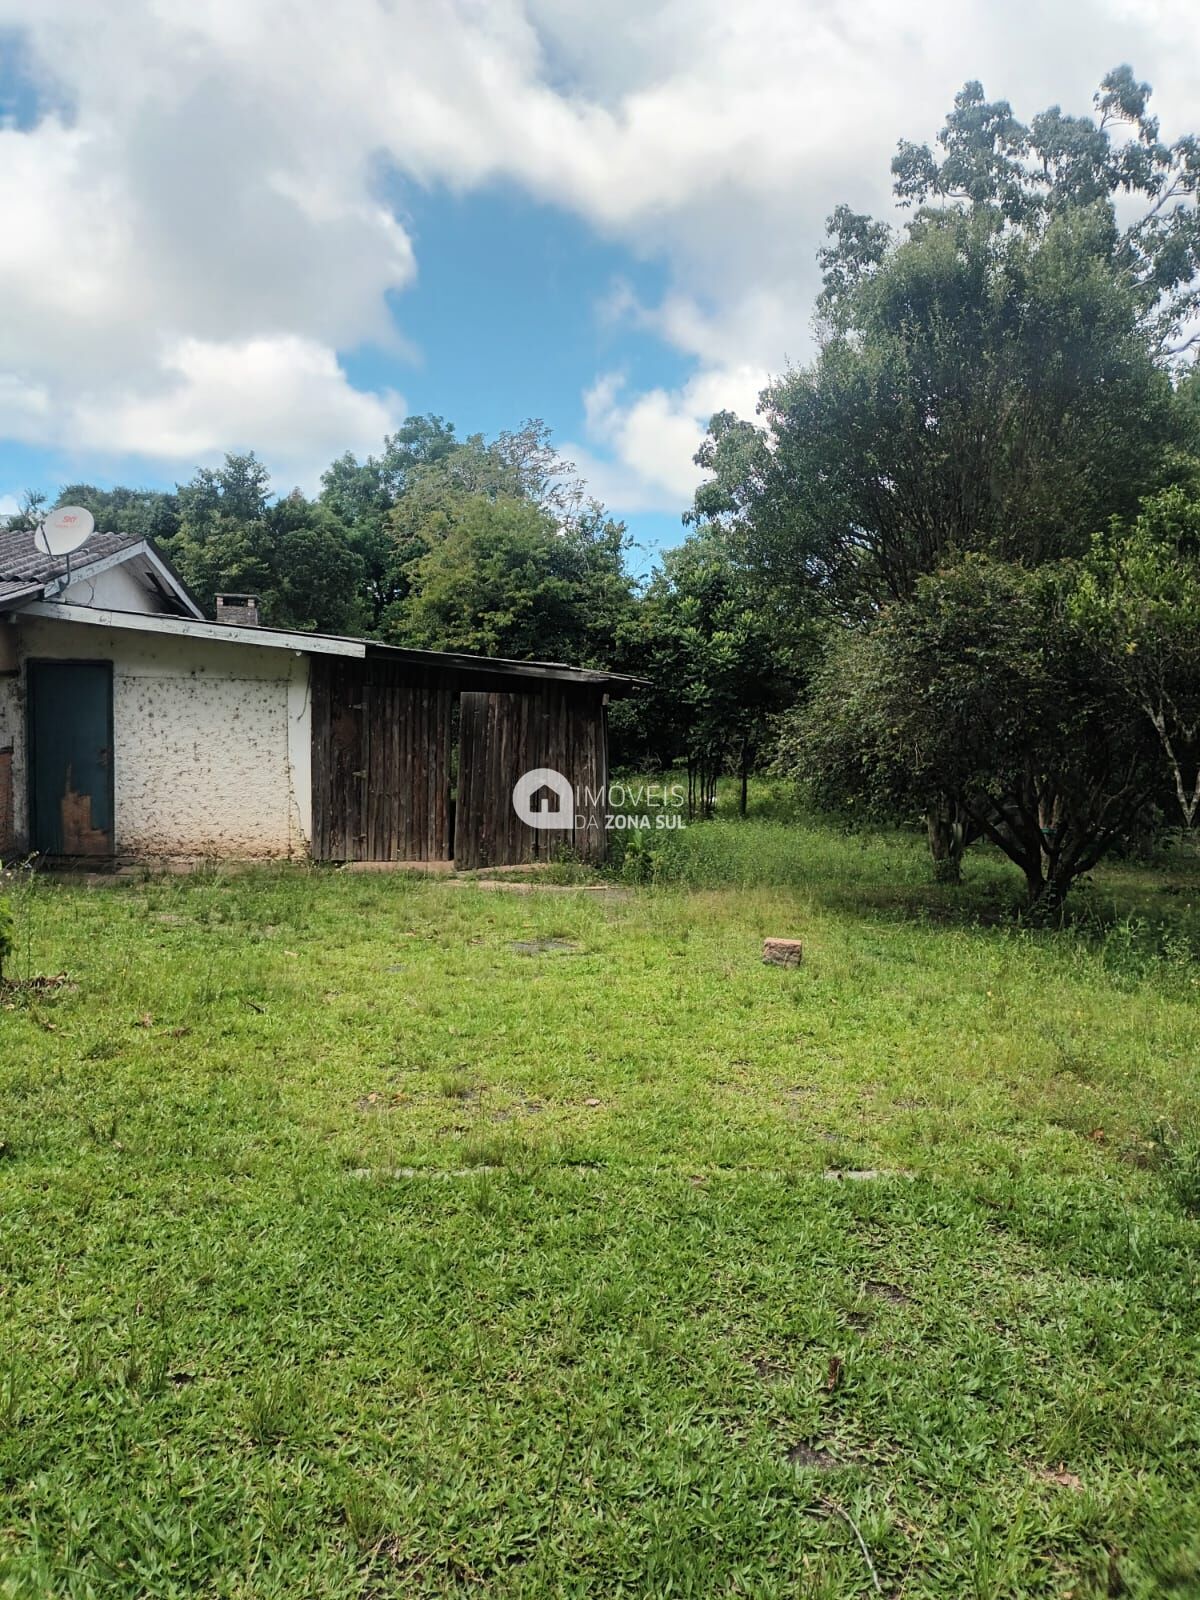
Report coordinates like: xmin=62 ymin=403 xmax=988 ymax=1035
xmin=0 ymin=526 xmax=203 ymax=617
xmin=0 ymin=527 xmax=140 ymax=604
xmin=3 ymin=525 xmax=644 ymax=691
xmin=14 ymin=600 xmax=646 ymax=693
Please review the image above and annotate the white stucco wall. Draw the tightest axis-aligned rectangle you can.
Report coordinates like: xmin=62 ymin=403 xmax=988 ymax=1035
xmin=59 ymin=562 xmax=161 ymax=614
xmin=5 ymin=615 xmax=313 ymax=859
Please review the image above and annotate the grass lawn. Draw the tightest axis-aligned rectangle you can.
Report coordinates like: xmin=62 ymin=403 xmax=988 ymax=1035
xmin=2 ymin=809 xmax=1200 ymax=1597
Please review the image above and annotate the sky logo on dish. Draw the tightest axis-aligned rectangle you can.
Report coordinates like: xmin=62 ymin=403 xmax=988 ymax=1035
xmin=512 ymin=767 xmax=574 ymax=829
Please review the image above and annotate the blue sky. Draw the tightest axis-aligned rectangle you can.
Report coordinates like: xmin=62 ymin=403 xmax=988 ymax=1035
xmin=1 ymin=3 xmax=1196 ymax=572
xmin=0 ymin=165 xmax=692 ymax=563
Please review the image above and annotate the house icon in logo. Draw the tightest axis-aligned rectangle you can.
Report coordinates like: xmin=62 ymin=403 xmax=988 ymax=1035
xmin=512 ymin=767 xmax=575 ymax=829
xmin=530 ymin=782 xmax=562 ymax=815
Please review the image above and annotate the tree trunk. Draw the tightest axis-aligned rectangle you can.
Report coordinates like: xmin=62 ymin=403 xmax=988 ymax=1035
xmin=739 ymin=745 xmax=749 ymax=817
xmin=1024 ymin=869 xmax=1069 ymax=925
xmin=926 ymin=803 xmax=965 ymax=884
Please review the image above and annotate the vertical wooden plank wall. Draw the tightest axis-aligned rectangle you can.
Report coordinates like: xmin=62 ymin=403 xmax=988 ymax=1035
xmin=311 ymin=659 xmax=454 ymax=862
xmin=454 ymin=683 xmax=609 ymax=870
xmin=312 ymin=660 xmax=610 ymax=867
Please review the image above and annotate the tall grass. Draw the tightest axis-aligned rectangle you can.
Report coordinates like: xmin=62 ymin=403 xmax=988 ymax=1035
xmin=610 ymin=776 xmax=1200 ymax=982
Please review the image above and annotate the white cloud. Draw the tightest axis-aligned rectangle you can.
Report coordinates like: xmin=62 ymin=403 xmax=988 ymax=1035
xmin=72 ymin=337 xmax=404 ymax=491
xmin=566 ymin=363 xmax=768 ymax=512
xmin=0 ymin=0 xmax=1197 ymax=510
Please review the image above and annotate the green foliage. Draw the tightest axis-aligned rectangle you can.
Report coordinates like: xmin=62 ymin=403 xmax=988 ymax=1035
xmin=387 ymin=488 xmax=632 ymax=665
xmin=319 ymin=414 xmax=460 ymax=630
xmin=612 ymin=530 xmax=808 ymax=810
xmin=693 ymin=68 xmax=1199 ymax=620
xmin=778 ymin=559 xmax=1164 ymax=910
xmin=162 ymin=455 xmax=366 ymax=633
xmin=690 ymin=68 xmax=1200 ymax=881
xmin=8 ymin=418 xmax=638 ymax=681
xmin=1074 ymin=486 xmax=1200 ymax=827
xmin=1148 ymin=1121 xmax=1200 ymax=1217
xmin=0 ymin=897 xmax=12 ymax=982
xmin=888 ymin=67 xmax=1200 ymax=348
xmin=696 ymin=205 xmax=1180 ymax=618
xmin=56 ymin=482 xmax=180 ymax=545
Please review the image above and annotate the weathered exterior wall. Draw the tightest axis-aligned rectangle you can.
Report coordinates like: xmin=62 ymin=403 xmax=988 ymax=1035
xmin=60 ymin=563 xmax=161 ymax=614
xmin=455 ymin=684 xmax=609 ymax=869
xmin=0 ymin=655 xmax=18 ymax=854
xmin=6 ymin=615 xmax=312 ymax=859
xmin=310 ymin=657 xmax=455 ymax=863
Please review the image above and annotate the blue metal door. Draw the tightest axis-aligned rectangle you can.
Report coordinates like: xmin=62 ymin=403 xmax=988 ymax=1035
xmin=27 ymin=661 xmax=114 ymax=856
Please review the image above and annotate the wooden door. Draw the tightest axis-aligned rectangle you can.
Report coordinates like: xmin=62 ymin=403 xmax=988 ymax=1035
xmin=27 ymin=660 xmax=114 ymax=857
xmin=454 ymin=685 xmax=608 ymax=870
xmin=310 ymin=658 xmax=454 ymax=862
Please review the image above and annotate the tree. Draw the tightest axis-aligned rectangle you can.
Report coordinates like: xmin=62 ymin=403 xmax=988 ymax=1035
xmin=613 ymin=532 xmax=807 ymax=814
xmin=319 ymin=416 xmax=459 ymax=631
xmin=778 ymin=558 xmax=1163 ymax=915
xmin=389 ymin=492 xmax=632 ymax=666
xmin=165 ymin=454 xmax=363 ymax=633
xmin=1 ymin=489 xmax=47 ymax=533
xmin=694 ymin=204 xmax=1181 ymax=619
xmin=55 ymin=484 xmax=180 ymax=545
xmin=889 ymin=67 xmax=1200 ymax=354
xmin=692 ymin=67 xmax=1197 ymax=876
xmin=319 ymin=416 xmax=601 ymax=635
xmin=1075 ymin=487 xmax=1200 ymax=827
xmin=693 ymin=67 xmax=1198 ymax=616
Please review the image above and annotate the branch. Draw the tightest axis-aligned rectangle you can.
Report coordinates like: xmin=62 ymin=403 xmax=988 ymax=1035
xmin=818 ymin=1499 xmax=883 ymax=1595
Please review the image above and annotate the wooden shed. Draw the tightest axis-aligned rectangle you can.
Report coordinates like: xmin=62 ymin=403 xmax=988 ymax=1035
xmin=0 ymin=526 xmax=641 ymax=867
xmin=310 ymin=645 xmax=637 ymax=869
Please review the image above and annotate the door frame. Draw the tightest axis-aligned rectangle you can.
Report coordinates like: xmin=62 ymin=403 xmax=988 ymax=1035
xmin=26 ymin=657 xmax=115 ymax=858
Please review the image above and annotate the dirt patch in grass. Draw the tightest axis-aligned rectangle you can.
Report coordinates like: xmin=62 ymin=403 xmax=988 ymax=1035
xmin=1 ymin=973 xmax=74 ymax=997
xmin=355 ymin=1091 xmax=407 ymax=1113
xmin=863 ymin=1279 xmax=911 ymax=1304
xmin=786 ymin=1442 xmax=843 ymax=1471
xmin=751 ymin=1357 xmax=790 ymax=1381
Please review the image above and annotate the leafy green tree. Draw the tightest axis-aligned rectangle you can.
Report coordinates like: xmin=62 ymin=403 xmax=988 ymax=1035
xmin=1075 ymin=487 xmax=1200 ymax=827
xmin=166 ymin=455 xmax=363 ymax=632
xmin=323 ymin=416 xmax=615 ymax=636
xmin=694 ymin=67 xmax=1197 ymax=873
xmin=694 ymin=67 xmax=1198 ymax=617
xmin=779 ymin=559 xmax=1163 ymax=914
xmin=320 ymin=416 xmax=459 ymax=630
xmin=1 ymin=489 xmax=47 ymax=533
xmin=614 ymin=533 xmax=807 ymax=814
xmin=55 ymin=484 xmax=180 ymax=545
xmin=889 ymin=67 xmax=1200 ymax=352
xmin=389 ymin=493 xmax=632 ymax=666
xmin=695 ymin=204 xmax=1180 ymax=619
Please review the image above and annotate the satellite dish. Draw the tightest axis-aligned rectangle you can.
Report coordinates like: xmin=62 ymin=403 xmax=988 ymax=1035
xmin=34 ymin=505 xmax=95 ymax=559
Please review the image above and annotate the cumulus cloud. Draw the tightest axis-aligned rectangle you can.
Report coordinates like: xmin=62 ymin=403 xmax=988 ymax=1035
xmin=564 ymin=364 xmax=769 ymax=513
xmin=0 ymin=0 xmax=1197 ymax=507
xmin=71 ymin=337 xmax=404 ymax=489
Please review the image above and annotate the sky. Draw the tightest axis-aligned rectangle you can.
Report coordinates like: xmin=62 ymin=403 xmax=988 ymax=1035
xmin=0 ymin=1 xmax=1198 ymax=567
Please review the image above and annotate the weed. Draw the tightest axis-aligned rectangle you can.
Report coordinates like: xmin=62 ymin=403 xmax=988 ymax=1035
xmin=1148 ymin=1120 xmax=1200 ymax=1216
xmin=242 ymin=1371 xmax=305 ymax=1446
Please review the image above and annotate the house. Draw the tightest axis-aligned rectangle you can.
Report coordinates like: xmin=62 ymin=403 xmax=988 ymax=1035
xmin=0 ymin=526 xmax=639 ymax=867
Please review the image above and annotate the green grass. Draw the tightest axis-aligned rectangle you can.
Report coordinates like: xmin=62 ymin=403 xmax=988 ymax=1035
xmin=2 ymin=806 xmax=1200 ymax=1598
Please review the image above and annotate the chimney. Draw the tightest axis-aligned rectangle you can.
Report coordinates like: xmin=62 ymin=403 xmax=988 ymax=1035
xmin=215 ymin=593 xmax=261 ymax=627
